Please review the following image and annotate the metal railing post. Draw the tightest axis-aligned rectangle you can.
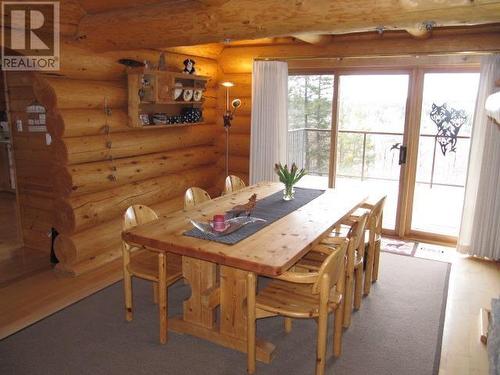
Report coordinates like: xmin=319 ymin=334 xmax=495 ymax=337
xmin=361 ymin=132 xmax=367 ymax=181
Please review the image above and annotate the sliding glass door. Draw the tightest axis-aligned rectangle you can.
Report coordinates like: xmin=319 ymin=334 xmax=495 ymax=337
xmin=287 ymin=68 xmax=479 ymax=243
xmin=335 ymin=74 xmax=409 ymax=231
xmin=410 ymin=72 xmax=480 ymax=238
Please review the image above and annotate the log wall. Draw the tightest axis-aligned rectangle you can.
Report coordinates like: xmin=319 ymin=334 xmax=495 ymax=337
xmin=4 ymin=42 xmax=222 ymax=275
xmin=0 ymin=73 xmax=11 ymax=191
xmin=4 ymin=72 xmax=54 ymax=252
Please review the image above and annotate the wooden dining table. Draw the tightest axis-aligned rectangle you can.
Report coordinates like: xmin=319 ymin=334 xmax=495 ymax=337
xmin=122 ymin=182 xmax=367 ymax=364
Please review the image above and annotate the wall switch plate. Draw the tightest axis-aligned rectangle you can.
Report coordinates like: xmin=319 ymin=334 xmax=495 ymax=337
xmin=16 ymin=120 xmax=22 ymax=132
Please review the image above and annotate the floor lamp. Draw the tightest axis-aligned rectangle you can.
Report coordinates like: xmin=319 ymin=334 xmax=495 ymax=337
xmin=221 ymin=81 xmax=241 ymax=178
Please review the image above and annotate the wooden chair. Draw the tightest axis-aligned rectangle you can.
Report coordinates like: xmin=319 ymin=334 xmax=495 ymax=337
xmin=184 ymin=187 xmax=211 ymax=209
xmin=360 ymin=196 xmax=386 ymax=295
xmin=329 ymin=196 xmax=386 ymax=296
xmin=298 ymin=213 xmax=368 ymax=327
xmin=247 ymin=239 xmax=348 ymax=375
xmin=224 ymin=175 xmax=246 ymax=194
xmin=122 ymin=204 xmax=183 ymax=344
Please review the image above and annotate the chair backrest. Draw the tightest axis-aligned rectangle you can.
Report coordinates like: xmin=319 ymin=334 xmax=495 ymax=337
xmin=312 ymin=239 xmax=348 ymax=294
xmin=123 ymin=204 xmax=158 ymax=231
xmin=368 ymin=196 xmax=386 ymax=234
xmin=346 ymin=212 xmax=369 ymax=255
xmin=224 ymin=175 xmax=246 ymax=194
xmin=122 ymin=205 xmax=158 ymax=251
xmin=184 ymin=187 xmax=211 ymax=209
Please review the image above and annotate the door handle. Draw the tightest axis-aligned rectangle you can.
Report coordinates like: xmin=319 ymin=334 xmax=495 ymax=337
xmin=390 ymin=143 xmax=407 ymax=165
xmin=399 ymin=145 xmax=407 ymax=165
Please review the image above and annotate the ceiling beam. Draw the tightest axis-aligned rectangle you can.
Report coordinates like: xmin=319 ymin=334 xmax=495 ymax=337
xmin=196 ymin=0 xmax=231 ymax=5
xmin=399 ymin=0 xmax=472 ymax=10
xmin=75 ymin=0 xmax=500 ymax=51
xmin=293 ymin=34 xmax=332 ymax=45
xmin=217 ymin=25 xmax=500 ymax=73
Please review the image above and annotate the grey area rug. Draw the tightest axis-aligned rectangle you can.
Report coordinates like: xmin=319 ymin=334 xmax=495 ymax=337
xmin=0 ymin=253 xmax=450 ymax=375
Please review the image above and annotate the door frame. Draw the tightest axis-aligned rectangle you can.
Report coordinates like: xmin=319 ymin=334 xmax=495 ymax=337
xmin=288 ymin=64 xmax=480 ymax=245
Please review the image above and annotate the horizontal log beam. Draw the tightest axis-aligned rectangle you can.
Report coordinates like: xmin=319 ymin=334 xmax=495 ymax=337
xmin=219 ymin=25 xmax=500 ymax=73
xmin=47 ymin=107 xmax=217 ymax=138
xmin=54 ymin=185 xmax=221 ymax=275
xmin=33 ymin=76 xmax=127 ymax=110
xmin=75 ymin=0 xmax=500 ymax=51
xmin=293 ymin=34 xmax=332 ymax=45
xmin=56 ymin=145 xmax=221 ymax=196
xmin=215 ymin=133 xmax=250 ymax=157
xmin=52 ymin=123 xmax=218 ymax=165
xmin=54 ymin=42 xmax=219 ymax=81
xmin=54 ymin=166 xmax=218 ymax=235
xmin=216 ymin=155 xmax=249 ymax=174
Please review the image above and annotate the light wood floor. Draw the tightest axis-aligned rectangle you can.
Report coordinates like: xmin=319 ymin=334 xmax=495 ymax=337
xmin=438 ymin=253 xmax=499 ymax=375
xmin=0 ymin=241 xmax=498 ymax=374
xmin=0 ymin=192 xmax=123 ymax=339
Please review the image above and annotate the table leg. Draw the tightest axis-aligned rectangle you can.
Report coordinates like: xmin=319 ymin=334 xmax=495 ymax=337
xmin=247 ymin=272 xmax=256 ymax=374
xmin=169 ymin=262 xmax=275 ymax=364
xmin=158 ymin=253 xmax=167 ymax=344
xmin=182 ymin=256 xmax=217 ymax=328
xmin=220 ymin=266 xmax=248 ymax=338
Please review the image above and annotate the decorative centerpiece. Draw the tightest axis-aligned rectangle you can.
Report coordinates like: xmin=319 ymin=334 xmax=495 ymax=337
xmin=189 ymin=216 xmax=266 ymax=238
xmin=189 ymin=194 xmax=264 ymax=238
xmin=274 ymin=163 xmax=307 ymax=201
xmin=227 ymin=194 xmax=257 ymax=217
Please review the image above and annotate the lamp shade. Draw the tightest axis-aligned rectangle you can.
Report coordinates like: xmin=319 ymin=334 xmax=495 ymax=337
xmin=485 ymin=91 xmax=500 ymax=124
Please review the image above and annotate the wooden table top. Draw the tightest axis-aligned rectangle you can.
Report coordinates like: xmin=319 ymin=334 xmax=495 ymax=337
xmin=122 ymin=182 xmax=367 ymax=276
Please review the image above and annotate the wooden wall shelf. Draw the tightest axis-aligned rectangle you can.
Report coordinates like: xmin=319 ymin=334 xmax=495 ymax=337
xmin=141 ymin=121 xmax=206 ymax=130
xmin=127 ymin=69 xmax=209 ymax=128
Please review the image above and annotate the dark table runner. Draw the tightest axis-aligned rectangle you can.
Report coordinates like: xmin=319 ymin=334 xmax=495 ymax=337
xmin=183 ymin=187 xmax=324 ymax=245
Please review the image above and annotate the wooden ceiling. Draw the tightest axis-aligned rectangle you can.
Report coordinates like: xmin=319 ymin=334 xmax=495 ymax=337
xmin=69 ymin=0 xmax=500 ymax=51
xmin=13 ymin=0 xmax=497 ymax=52
xmin=76 ymin=0 xmax=168 ymax=14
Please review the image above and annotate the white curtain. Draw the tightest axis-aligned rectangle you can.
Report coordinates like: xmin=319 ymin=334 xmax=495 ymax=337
xmin=457 ymin=54 xmax=500 ymax=259
xmin=249 ymin=61 xmax=288 ymax=184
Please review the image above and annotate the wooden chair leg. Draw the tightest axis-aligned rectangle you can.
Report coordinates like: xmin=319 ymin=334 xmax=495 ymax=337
xmin=284 ymin=317 xmax=292 ymax=333
xmin=353 ymin=265 xmax=363 ymax=310
xmin=343 ymin=251 xmax=354 ymax=328
xmin=153 ymin=283 xmax=159 ymax=304
xmin=247 ymin=272 xmax=256 ymax=374
xmin=158 ymin=253 xmax=168 ymax=344
xmin=122 ymin=251 xmax=133 ymax=322
xmin=364 ymin=238 xmax=375 ymax=296
xmin=333 ymin=303 xmax=343 ymax=358
xmin=372 ymin=240 xmax=381 ymax=282
xmin=316 ymin=278 xmax=330 ymax=375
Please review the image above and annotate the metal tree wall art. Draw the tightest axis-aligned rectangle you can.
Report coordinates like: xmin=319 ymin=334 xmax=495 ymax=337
xmin=429 ymin=103 xmax=467 ymax=156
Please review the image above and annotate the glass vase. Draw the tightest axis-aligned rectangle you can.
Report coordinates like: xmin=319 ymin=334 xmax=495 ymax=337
xmin=283 ymin=185 xmax=295 ymax=201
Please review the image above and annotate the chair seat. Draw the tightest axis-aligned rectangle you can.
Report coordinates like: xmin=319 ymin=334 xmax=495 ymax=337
xmin=330 ymin=225 xmax=380 ymax=245
xmin=256 ymin=279 xmax=341 ymax=318
xmin=300 ymin=247 xmax=363 ymax=271
xmin=129 ymin=249 xmax=182 ymax=284
xmin=348 ymin=207 xmax=371 ymax=218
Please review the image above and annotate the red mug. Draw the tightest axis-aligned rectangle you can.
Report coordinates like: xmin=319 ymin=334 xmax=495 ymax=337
xmin=213 ymin=214 xmax=226 ymax=232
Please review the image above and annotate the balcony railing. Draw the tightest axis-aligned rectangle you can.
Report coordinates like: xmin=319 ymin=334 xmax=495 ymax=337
xmin=288 ymin=128 xmax=470 ymax=188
